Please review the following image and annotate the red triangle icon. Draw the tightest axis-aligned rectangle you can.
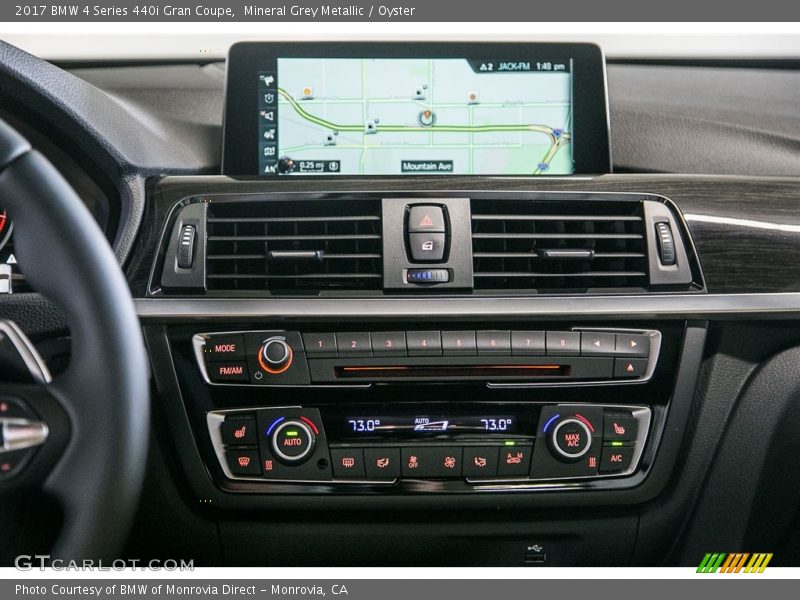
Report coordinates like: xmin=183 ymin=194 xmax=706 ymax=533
xmin=626 ymin=363 xmax=635 ymax=373
xmin=420 ymin=214 xmax=434 ymax=227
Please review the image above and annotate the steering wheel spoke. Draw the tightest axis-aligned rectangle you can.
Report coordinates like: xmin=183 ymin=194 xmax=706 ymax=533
xmin=0 ymin=119 xmax=149 ymax=560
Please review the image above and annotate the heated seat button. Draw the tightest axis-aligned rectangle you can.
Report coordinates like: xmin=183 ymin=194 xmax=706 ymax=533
xmin=208 ymin=361 xmax=249 ymax=383
xmin=225 ymin=450 xmax=261 ymax=476
xmin=614 ymin=358 xmax=648 ymax=378
xmin=463 ymin=446 xmax=500 ymax=478
xmin=408 ymin=205 xmax=446 ymax=233
xmin=442 ymin=331 xmax=477 ymax=356
xmin=364 ymin=447 xmax=401 ymax=479
xmin=406 ymin=331 xmax=442 ymax=356
xmin=303 ymin=333 xmax=338 ymax=358
xmin=476 ymin=330 xmax=511 ymax=355
xmin=221 ymin=417 xmax=257 ymax=446
xmin=600 ymin=446 xmax=634 ymax=473
xmin=546 ymin=331 xmax=581 ymax=356
xmin=401 ymin=447 xmax=462 ymax=478
xmin=408 ymin=233 xmax=446 ymax=262
xmin=603 ymin=413 xmax=638 ymax=442
xmin=204 ymin=335 xmax=245 ymax=361
xmin=331 ymin=448 xmax=366 ymax=479
xmin=497 ymin=445 xmax=533 ymax=477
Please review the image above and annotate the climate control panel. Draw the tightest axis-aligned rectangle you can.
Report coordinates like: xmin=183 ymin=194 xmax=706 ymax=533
xmin=207 ymin=403 xmax=651 ymax=487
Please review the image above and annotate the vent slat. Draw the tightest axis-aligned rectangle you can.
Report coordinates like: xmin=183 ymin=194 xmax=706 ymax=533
xmin=471 ymin=199 xmax=649 ymax=292
xmin=473 ymin=233 xmax=643 ymax=240
xmin=472 ymin=214 xmax=642 ymax=222
xmin=205 ymin=199 xmax=383 ymax=294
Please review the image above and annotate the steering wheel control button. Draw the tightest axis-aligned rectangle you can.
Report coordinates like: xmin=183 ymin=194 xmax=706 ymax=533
xmin=497 ymin=445 xmax=533 ymax=477
xmin=614 ymin=358 xmax=648 ymax=379
xmin=614 ymin=334 xmax=650 ymax=357
xmin=208 ymin=361 xmax=250 ymax=383
xmin=221 ymin=417 xmax=257 ymax=446
xmin=336 ymin=332 xmax=373 ymax=358
xmin=303 ymin=333 xmax=338 ymax=358
xmin=550 ymin=418 xmax=593 ymax=461
xmin=545 ymin=331 xmax=581 ymax=356
xmin=259 ymin=336 xmax=294 ymax=374
xmin=364 ymin=447 xmax=401 ymax=479
xmin=580 ymin=332 xmax=617 ymax=356
xmin=442 ymin=331 xmax=477 ymax=356
xmin=599 ymin=445 xmax=634 ymax=473
xmin=401 ymin=446 xmax=462 ymax=478
xmin=225 ymin=450 xmax=262 ymax=476
xmin=603 ymin=413 xmax=638 ymax=443
xmin=0 ymin=398 xmax=36 ymax=420
xmin=0 ymin=448 xmax=33 ymax=481
xmin=511 ymin=331 xmax=546 ymax=356
xmin=477 ymin=330 xmax=511 ymax=355
xmin=205 ymin=335 xmax=245 ymax=361
xmin=371 ymin=332 xmax=407 ymax=356
xmin=331 ymin=448 xmax=366 ymax=479
xmin=406 ymin=331 xmax=443 ymax=357
xmin=408 ymin=205 xmax=446 ymax=233
xmin=271 ymin=420 xmax=315 ymax=464
xmin=462 ymin=446 xmax=500 ymax=478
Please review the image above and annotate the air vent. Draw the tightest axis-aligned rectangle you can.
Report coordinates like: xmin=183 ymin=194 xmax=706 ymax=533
xmin=471 ymin=199 xmax=649 ymax=292
xmin=205 ymin=199 xmax=382 ymax=293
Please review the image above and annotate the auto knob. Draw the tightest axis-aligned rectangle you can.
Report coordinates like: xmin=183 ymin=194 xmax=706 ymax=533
xmin=547 ymin=417 xmax=593 ymax=462
xmin=271 ymin=419 xmax=316 ymax=464
xmin=258 ymin=336 xmax=293 ymax=374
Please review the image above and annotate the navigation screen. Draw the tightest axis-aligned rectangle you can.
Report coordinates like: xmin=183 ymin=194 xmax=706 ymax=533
xmin=261 ymin=58 xmax=572 ymax=176
xmin=223 ymin=43 xmax=610 ymax=176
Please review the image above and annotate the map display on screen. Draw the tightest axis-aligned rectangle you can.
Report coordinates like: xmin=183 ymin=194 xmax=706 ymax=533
xmin=258 ymin=57 xmax=574 ymax=176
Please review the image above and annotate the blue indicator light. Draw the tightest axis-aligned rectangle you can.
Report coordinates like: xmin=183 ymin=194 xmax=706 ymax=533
xmin=542 ymin=414 xmax=561 ymax=433
xmin=266 ymin=416 xmax=285 ymax=437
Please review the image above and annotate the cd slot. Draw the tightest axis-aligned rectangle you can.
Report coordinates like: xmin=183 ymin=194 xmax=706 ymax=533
xmin=308 ymin=356 xmax=613 ymax=383
xmin=336 ymin=364 xmax=570 ymax=379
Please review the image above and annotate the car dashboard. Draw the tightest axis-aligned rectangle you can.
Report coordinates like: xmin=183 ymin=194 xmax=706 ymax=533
xmin=1 ymin=37 xmax=800 ymax=567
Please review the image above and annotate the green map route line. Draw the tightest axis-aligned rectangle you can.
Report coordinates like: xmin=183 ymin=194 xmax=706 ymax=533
xmin=277 ymin=88 xmax=570 ymax=174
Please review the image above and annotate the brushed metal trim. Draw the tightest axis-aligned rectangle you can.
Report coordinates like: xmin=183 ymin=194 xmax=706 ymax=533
xmin=0 ymin=320 xmax=52 ymax=384
xmin=137 ymin=292 xmax=800 ymax=320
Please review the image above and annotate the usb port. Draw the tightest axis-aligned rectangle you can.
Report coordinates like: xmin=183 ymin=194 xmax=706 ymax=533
xmin=524 ymin=551 xmax=547 ymax=565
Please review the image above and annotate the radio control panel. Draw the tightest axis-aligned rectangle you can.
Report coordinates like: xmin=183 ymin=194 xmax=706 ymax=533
xmin=194 ymin=328 xmax=661 ymax=386
xmin=207 ymin=403 xmax=651 ymax=486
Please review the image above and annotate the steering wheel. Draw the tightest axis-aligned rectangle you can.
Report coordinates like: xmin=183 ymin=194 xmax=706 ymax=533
xmin=0 ymin=119 xmax=149 ymax=560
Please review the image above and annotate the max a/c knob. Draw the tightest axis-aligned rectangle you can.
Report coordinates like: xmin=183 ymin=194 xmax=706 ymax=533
xmin=548 ymin=417 xmax=593 ymax=462
xmin=258 ymin=336 xmax=293 ymax=374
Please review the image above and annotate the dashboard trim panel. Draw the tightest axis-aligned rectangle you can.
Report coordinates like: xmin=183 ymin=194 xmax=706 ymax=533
xmin=136 ymin=292 xmax=800 ymax=321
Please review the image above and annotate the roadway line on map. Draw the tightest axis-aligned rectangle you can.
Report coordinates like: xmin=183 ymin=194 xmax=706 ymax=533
xmin=277 ymin=88 xmax=570 ymax=173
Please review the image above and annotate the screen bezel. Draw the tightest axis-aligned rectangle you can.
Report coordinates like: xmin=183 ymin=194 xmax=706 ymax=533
xmin=222 ymin=41 xmax=611 ymax=177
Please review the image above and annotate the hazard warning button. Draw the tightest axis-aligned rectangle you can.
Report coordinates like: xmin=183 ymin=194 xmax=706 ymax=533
xmin=407 ymin=205 xmax=446 ymax=233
